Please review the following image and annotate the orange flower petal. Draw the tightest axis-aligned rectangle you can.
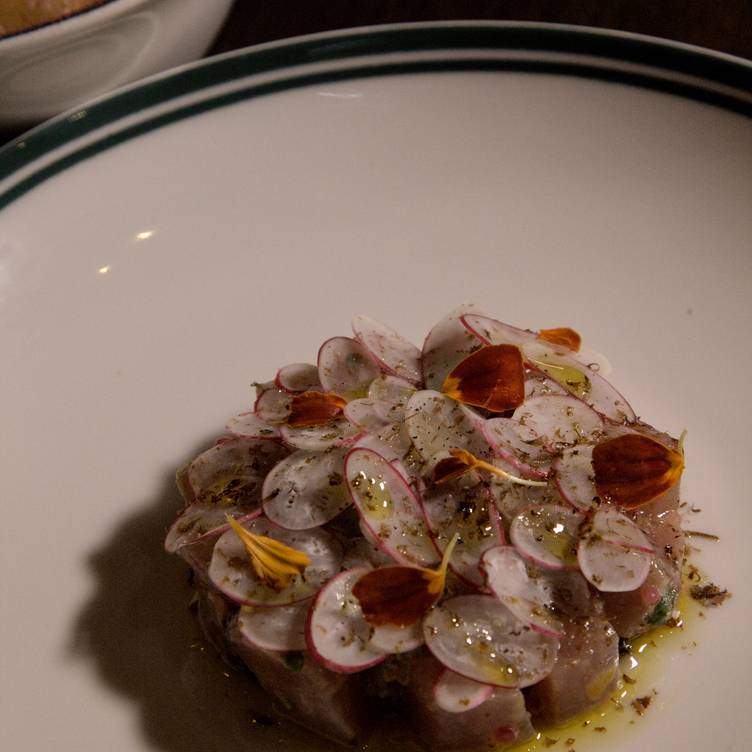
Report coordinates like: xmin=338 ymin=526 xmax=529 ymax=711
xmin=287 ymin=390 xmax=347 ymax=428
xmin=442 ymin=344 xmax=525 ymax=412
xmin=538 ymin=327 xmax=582 ymax=352
xmin=433 ymin=448 xmax=547 ymax=488
xmin=592 ymin=434 xmax=684 ymax=509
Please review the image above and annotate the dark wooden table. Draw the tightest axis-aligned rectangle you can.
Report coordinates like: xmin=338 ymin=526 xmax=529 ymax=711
xmin=3 ymin=0 xmax=750 ymax=146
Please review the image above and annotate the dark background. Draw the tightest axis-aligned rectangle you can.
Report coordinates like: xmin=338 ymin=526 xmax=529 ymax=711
xmin=3 ymin=0 xmax=751 ymax=145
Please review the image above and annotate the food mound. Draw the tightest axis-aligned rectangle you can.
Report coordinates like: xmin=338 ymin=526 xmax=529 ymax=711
xmin=165 ymin=306 xmax=686 ymax=751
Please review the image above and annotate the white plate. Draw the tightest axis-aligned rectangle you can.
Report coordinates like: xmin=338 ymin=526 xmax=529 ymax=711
xmin=1 ymin=22 xmax=750 ymax=752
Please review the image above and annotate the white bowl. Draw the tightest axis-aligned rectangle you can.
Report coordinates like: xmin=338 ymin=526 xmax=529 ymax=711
xmin=0 ymin=0 xmax=234 ymax=126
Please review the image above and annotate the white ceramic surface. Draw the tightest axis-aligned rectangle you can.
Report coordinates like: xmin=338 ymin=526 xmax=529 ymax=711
xmin=0 ymin=0 xmax=234 ymax=126
xmin=0 ymin=22 xmax=750 ymax=752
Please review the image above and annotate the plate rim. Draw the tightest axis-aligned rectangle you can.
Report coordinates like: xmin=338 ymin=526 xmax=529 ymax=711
xmin=0 ymin=20 xmax=750 ymax=211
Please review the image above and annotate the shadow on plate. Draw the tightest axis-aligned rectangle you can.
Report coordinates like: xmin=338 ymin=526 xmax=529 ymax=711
xmin=67 ymin=437 xmax=333 ymax=752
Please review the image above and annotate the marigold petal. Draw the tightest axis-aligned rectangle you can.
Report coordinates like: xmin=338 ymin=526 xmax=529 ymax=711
xmin=287 ymin=390 xmax=347 ymax=428
xmin=538 ymin=327 xmax=582 ymax=352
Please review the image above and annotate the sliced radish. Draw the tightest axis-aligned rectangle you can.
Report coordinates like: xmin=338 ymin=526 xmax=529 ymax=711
xmin=483 ymin=417 xmax=553 ymax=479
xmin=577 ymin=536 xmax=652 ymax=592
xmin=433 ymin=669 xmax=494 ymax=713
xmin=421 ymin=482 xmax=503 ymax=588
xmin=165 ymin=503 xmax=246 ymax=553
xmin=576 ymin=345 xmax=612 ymax=377
xmin=510 ymin=504 xmax=585 ymax=570
xmin=421 ymin=305 xmax=487 ymax=390
xmin=524 ymin=375 xmax=567 ymax=399
xmin=225 ymin=411 xmax=281 ymax=440
xmin=554 ymin=445 xmax=597 ymax=511
xmin=461 ymin=314 xmax=539 ymax=349
xmin=423 ymin=594 xmax=559 ymax=688
xmin=343 ymin=398 xmax=390 ymax=432
xmin=405 ymin=390 xmax=490 ymax=463
xmin=317 ymin=336 xmax=380 ymax=398
xmin=480 ymin=546 xmax=563 ymax=638
xmin=590 ymin=507 xmax=654 ymax=553
xmin=275 ymin=363 xmax=321 ymax=393
xmin=279 ymin=417 xmax=361 ymax=451
xmin=186 ymin=437 xmax=288 ymax=511
xmin=512 ymin=395 xmax=604 ymax=450
xmin=306 ymin=567 xmax=388 ymax=673
xmin=208 ymin=517 xmax=342 ymax=606
xmin=235 ymin=601 xmax=309 ymax=652
xmin=342 ymin=536 xmax=395 ymax=570
xmin=369 ymin=621 xmax=424 ymax=654
xmin=352 ymin=314 xmax=422 ymax=385
xmin=345 ymin=448 xmax=439 ymax=566
xmin=262 ymin=449 xmax=351 ymax=530
xmin=353 ymin=422 xmax=412 ymax=465
xmin=254 ymin=386 xmax=293 ymax=423
xmin=522 ymin=340 xmax=635 ymax=422
xmin=368 ymin=374 xmax=416 ymax=422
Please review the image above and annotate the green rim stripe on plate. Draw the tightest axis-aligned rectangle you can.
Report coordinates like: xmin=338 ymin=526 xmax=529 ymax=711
xmin=0 ymin=25 xmax=750 ymax=211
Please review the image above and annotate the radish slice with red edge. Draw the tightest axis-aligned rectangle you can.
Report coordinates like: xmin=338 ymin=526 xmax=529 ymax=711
xmin=576 ymin=345 xmax=612 ymax=377
xmin=352 ymin=314 xmax=422 ymax=385
xmin=554 ymin=444 xmax=597 ymax=511
xmin=275 ymin=363 xmax=321 ymax=394
xmin=317 ymin=336 xmax=380 ymax=399
xmin=460 ymin=314 xmax=539 ymax=349
xmin=421 ymin=482 xmax=504 ymax=588
xmin=423 ymin=594 xmax=559 ymax=688
xmin=254 ymin=386 xmax=293 ymax=423
xmin=421 ymin=304 xmax=487 ymax=390
xmin=306 ymin=567 xmax=388 ymax=673
xmin=368 ymin=374 xmax=416 ymax=422
xmin=279 ymin=418 xmax=361 ymax=451
xmin=512 ymin=395 xmax=604 ymax=450
xmin=510 ymin=504 xmax=585 ymax=570
xmin=369 ymin=621 xmax=424 ymax=654
xmin=522 ymin=340 xmax=635 ymax=422
xmin=480 ymin=546 xmax=563 ymax=638
xmin=262 ymin=449 xmax=351 ymax=530
xmin=525 ymin=375 xmax=567 ymax=399
xmin=577 ymin=535 xmax=652 ymax=592
xmin=433 ymin=669 xmax=494 ymax=713
xmin=590 ymin=506 xmax=654 ymax=553
xmin=165 ymin=503 xmax=249 ymax=553
xmin=353 ymin=422 xmax=412 ymax=466
xmin=343 ymin=398 xmax=390 ymax=431
xmin=226 ymin=411 xmax=281 ymax=440
xmin=405 ymin=390 xmax=491 ymax=463
xmin=208 ymin=517 xmax=342 ymax=606
xmin=483 ymin=417 xmax=553 ymax=479
xmin=345 ymin=447 xmax=439 ymax=566
xmin=236 ymin=601 xmax=309 ymax=652
xmin=342 ymin=536 xmax=395 ymax=570
xmin=186 ymin=437 xmax=289 ymax=511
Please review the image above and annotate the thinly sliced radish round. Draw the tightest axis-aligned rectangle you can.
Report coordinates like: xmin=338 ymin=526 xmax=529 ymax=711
xmin=512 ymin=395 xmax=604 ymax=450
xmin=352 ymin=314 xmax=422 ymax=385
xmin=345 ymin=448 xmax=439 ymax=566
xmin=317 ymin=336 xmax=380 ymax=399
xmin=554 ymin=445 xmax=597 ymax=511
xmin=225 ymin=411 xmax=281 ymax=440
xmin=591 ymin=507 xmax=654 ymax=553
xmin=369 ymin=621 xmax=424 ymax=654
xmin=524 ymin=375 xmax=567 ymax=399
xmin=480 ymin=546 xmax=563 ymax=638
xmin=576 ymin=345 xmax=612 ymax=377
xmin=254 ymin=386 xmax=293 ymax=423
xmin=577 ymin=536 xmax=652 ymax=592
xmin=421 ymin=482 xmax=503 ymax=587
xmin=368 ymin=374 xmax=416 ymax=422
xmin=423 ymin=595 xmax=559 ymax=688
xmin=343 ymin=398 xmax=390 ymax=432
xmin=421 ymin=305 xmax=487 ymax=390
xmin=522 ymin=341 xmax=635 ymax=422
xmin=279 ymin=418 xmax=361 ymax=451
xmin=208 ymin=518 xmax=342 ymax=606
xmin=433 ymin=669 xmax=494 ymax=713
xmin=186 ymin=437 xmax=289 ymax=511
xmin=342 ymin=536 xmax=395 ymax=569
xmin=165 ymin=503 xmax=247 ymax=553
xmin=510 ymin=504 xmax=585 ymax=570
xmin=306 ymin=567 xmax=388 ymax=673
xmin=275 ymin=363 xmax=321 ymax=393
xmin=405 ymin=390 xmax=490 ymax=463
xmin=262 ymin=449 xmax=351 ymax=530
xmin=483 ymin=417 xmax=553 ymax=479
xmin=461 ymin=314 xmax=539 ymax=349
xmin=236 ymin=601 xmax=309 ymax=652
